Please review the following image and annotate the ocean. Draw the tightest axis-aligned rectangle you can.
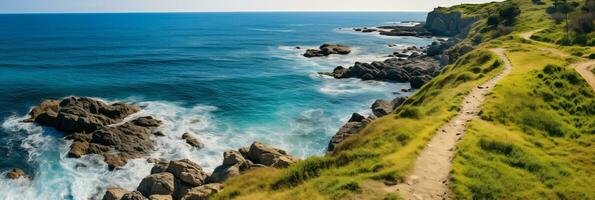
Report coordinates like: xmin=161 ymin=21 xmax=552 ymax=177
xmin=0 ymin=12 xmax=432 ymax=199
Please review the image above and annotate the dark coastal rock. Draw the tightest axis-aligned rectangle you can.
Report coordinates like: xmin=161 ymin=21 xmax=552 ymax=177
xmin=372 ymin=97 xmax=407 ymax=117
xmin=410 ymin=75 xmax=433 ymax=89
xmin=425 ymin=8 xmax=479 ymax=37
xmin=178 ymin=183 xmax=224 ymax=200
xmin=5 ymin=168 xmax=29 ymax=180
xmin=209 ymin=142 xmax=299 ymax=183
xmin=26 ymin=97 xmax=140 ymax=134
xmin=304 ymin=44 xmax=351 ymax=58
xmin=102 ymin=188 xmax=129 ymax=200
xmin=328 ymin=97 xmax=407 ymax=152
xmin=137 ymin=172 xmax=175 ymax=197
xmin=377 ymin=24 xmax=432 ymax=37
xmin=321 ymin=56 xmax=440 ymax=84
xmin=182 ymin=133 xmax=204 ymax=149
xmin=67 ymin=116 xmax=162 ymax=169
xmin=166 ymin=159 xmax=209 ymax=187
xmin=348 ymin=113 xmax=366 ymax=123
xmin=27 ymin=97 xmax=161 ymax=170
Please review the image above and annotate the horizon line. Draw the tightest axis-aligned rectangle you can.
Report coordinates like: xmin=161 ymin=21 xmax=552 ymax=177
xmin=0 ymin=9 xmax=432 ymax=15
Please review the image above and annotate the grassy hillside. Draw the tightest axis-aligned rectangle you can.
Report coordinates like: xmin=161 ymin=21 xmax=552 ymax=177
xmin=214 ymin=0 xmax=594 ymax=199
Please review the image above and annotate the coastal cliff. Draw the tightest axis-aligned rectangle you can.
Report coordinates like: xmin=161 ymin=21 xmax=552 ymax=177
xmin=425 ymin=7 xmax=480 ymax=37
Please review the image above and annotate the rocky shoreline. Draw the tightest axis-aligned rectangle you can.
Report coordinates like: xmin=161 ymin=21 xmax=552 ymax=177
xmin=317 ymin=38 xmax=456 ymax=90
xmin=102 ymin=142 xmax=299 ymax=200
xmin=5 ymin=8 xmax=478 ymax=199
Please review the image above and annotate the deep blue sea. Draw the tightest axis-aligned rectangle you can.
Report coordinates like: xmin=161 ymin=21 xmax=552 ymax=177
xmin=0 ymin=12 xmax=431 ymax=199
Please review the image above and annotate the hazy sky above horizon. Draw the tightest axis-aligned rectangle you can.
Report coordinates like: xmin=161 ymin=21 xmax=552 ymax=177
xmin=0 ymin=0 xmax=499 ymax=13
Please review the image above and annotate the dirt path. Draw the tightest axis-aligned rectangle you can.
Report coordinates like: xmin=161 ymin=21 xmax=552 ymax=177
xmin=388 ymin=49 xmax=512 ymax=200
xmin=571 ymin=60 xmax=595 ymax=91
xmin=519 ymin=29 xmax=543 ymax=40
xmin=519 ymin=30 xmax=595 ymax=91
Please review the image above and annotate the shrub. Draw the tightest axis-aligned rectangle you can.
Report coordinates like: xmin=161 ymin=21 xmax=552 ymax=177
xmin=399 ymin=107 xmax=420 ymax=119
xmin=498 ymin=3 xmax=521 ymax=25
xmin=479 ymin=138 xmax=514 ymax=155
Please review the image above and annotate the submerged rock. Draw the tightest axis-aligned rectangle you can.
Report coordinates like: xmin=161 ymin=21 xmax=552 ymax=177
xmin=5 ymin=168 xmax=29 ymax=180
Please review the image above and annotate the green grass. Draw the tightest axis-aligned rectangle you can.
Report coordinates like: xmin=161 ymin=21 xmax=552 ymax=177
xmin=213 ymin=0 xmax=595 ymax=199
xmin=213 ymin=49 xmax=504 ymax=200
xmin=451 ymin=44 xmax=595 ymax=199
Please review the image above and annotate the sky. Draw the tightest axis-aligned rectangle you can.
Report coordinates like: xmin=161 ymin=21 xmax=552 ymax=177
xmin=0 ymin=0 xmax=499 ymax=13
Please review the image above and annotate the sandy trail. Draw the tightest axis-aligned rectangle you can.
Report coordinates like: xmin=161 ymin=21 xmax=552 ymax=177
xmin=387 ymin=48 xmax=512 ymax=200
xmin=571 ymin=60 xmax=595 ymax=91
xmin=519 ymin=30 xmax=595 ymax=91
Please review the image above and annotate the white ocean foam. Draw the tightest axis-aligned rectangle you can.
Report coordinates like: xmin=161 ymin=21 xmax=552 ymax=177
xmin=0 ymin=99 xmax=233 ymax=200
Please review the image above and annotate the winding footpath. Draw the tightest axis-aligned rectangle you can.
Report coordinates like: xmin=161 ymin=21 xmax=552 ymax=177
xmin=520 ymin=29 xmax=595 ymax=91
xmin=388 ymin=48 xmax=513 ymax=200
xmin=571 ymin=60 xmax=595 ymax=91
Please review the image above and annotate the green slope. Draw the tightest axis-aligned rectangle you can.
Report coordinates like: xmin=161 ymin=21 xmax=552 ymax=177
xmin=213 ymin=0 xmax=595 ymax=199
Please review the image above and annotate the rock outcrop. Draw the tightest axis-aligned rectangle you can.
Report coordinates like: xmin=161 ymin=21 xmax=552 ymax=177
xmin=304 ymin=44 xmax=351 ymax=58
xmin=377 ymin=24 xmax=433 ymax=37
xmin=182 ymin=133 xmax=204 ymax=149
xmin=178 ymin=183 xmax=224 ymax=200
xmin=425 ymin=8 xmax=480 ymax=37
xmin=137 ymin=172 xmax=175 ymax=197
xmin=320 ymin=55 xmax=442 ymax=88
xmin=166 ymin=159 xmax=209 ymax=187
xmin=209 ymin=142 xmax=299 ymax=183
xmin=103 ymin=188 xmax=129 ymax=200
xmin=25 ymin=97 xmax=140 ymax=134
xmin=328 ymin=97 xmax=407 ymax=151
xmin=26 ymin=97 xmax=163 ymax=170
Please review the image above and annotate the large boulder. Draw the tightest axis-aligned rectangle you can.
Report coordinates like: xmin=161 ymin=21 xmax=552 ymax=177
xmin=27 ymin=97 xmax=140 ymax=134
xmin=121 ymin=191 xmax=148 ymax=200
xmin=246 ymin=142 xmax=299 ymax=168
xmin=371 ymin=97 xmax=407 ymax=117
xmin=182 ymin=133 xmax=204 ymax=149
xmin=102 ymin=188 xmax=129 ymax=200
xmin=179 ymin=183 xmax=224 ymax=200
xmin=166 ymin=159 xmax=209 ymax=187
xmin=209 ymin=142 xmax=299 ymax=183
xmin=304 ymin=44 xmax=351 ymax=57
xmin=137 ymin=172 xmax=175 ymax=197
xmin=67 ymin=116 xmax=162 ymax=169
